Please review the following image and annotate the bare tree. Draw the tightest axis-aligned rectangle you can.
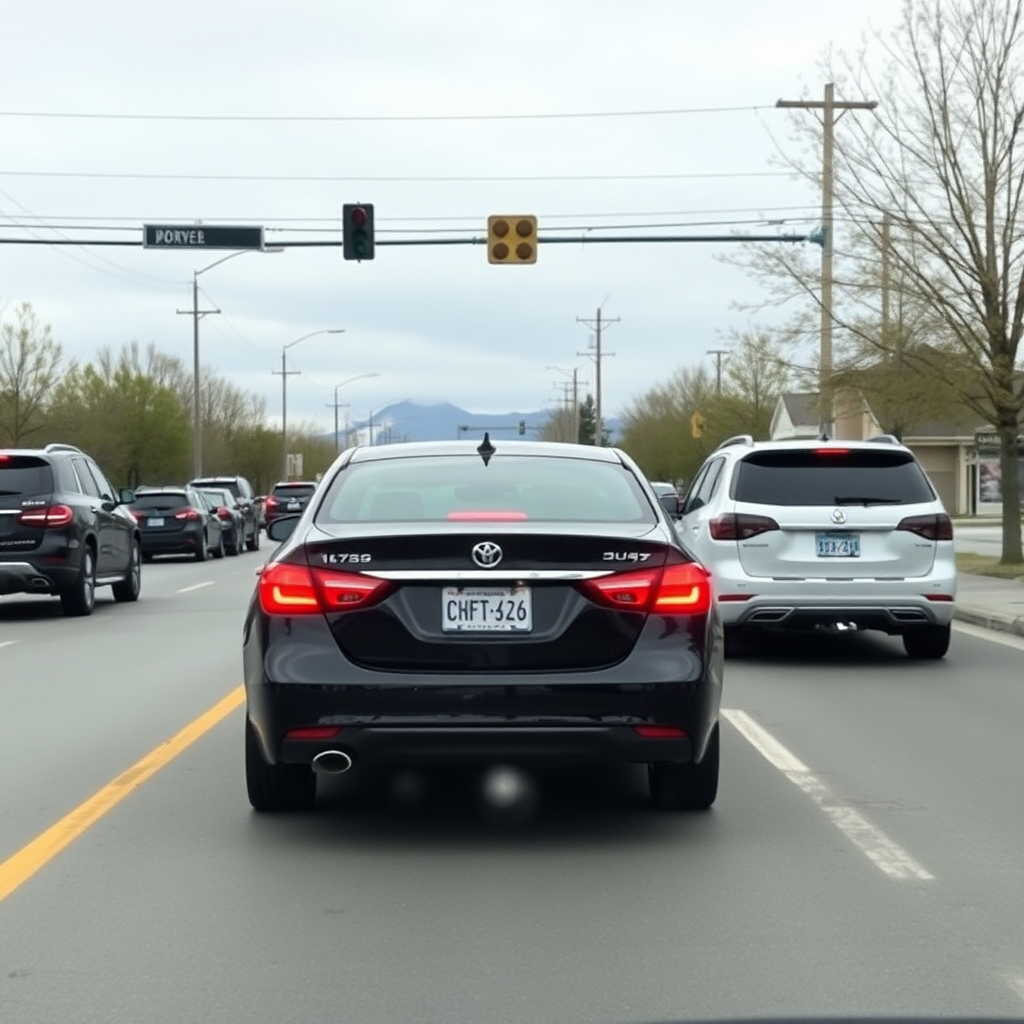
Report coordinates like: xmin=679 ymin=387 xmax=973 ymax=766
xmin=0 ymin=302 xmax=66 ymax=446
xmin=729 ymin=0 xmax=1024 ymax=561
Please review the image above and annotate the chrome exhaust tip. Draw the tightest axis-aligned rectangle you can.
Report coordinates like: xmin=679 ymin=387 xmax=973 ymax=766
xmin=311 ymin=749 xmax=354 ymax=775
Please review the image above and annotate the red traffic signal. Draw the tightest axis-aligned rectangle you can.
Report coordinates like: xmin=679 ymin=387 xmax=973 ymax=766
xmin=343 ymin=203 xmax=375 ymax=261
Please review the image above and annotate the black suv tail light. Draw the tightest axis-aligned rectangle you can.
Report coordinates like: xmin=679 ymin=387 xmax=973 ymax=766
xmin=18 ymin=504 xmax=74 ymax=527
xmin=896 ymin=513 xmax=953 ymax=541
xmin=709 ymin=513 xmax=780 ymax=540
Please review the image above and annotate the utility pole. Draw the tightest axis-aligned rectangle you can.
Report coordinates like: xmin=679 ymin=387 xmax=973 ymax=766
xmin=777 ymin=83 xmax=877 ymax=437
xmin=273 ymin=351 xmax=302 ymax=480
xmin=707 ymin=349 xmax=729 ymax=394
xmin=327 ymin=397 xmax=350 ymax=455
xmin=176 ymin=276 xmax=220 ymax=480
xmin=880 ymin=212 xmax=892 ymax=353
xmin=577 ymin=307 xmax=618 ymax=445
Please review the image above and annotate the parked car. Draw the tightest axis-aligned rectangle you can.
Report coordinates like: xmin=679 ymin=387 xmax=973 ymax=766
xmin=262 ymin=480 xmax=319 ymax=530
xmin=187 ymin=475 xmax=260 ymax=551
xmin=678 ymin=434 xmax=957 ymax=658
xmin=649 ymin=480 xmax=681 ymax=517
xmin=129 ymin=487 xmax=225 ymax=561
xmin=243 ymin=438 xmax=723 ymax=812
xmin=197 ymin=487 xmax=245 ymax=556
xmin=0 ymin=442 xmax=141 ymax=615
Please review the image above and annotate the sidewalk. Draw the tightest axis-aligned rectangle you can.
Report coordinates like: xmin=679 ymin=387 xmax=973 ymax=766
xmin=954 ymin=572 xmax=1024 ymax=637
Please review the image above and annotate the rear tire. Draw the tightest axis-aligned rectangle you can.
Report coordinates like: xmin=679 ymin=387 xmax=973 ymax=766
xmin=723 ymin=626 xmax=749 ymax=658
xmin=195 ymin=531 xmax=209 ymax=562
xmin=245 ymin=718 xmax=316 ymax=812
xmin=60 ymin=545 xmax=96 ymax=617
xmin=246 ymin=522 xmax=261 ymax=552
xmin=902 ymin=623 xmax=950 ymax=659
xmin=212 ymin=531 xmax=225 ymax=559
xmin=648 ymin=723 xmax=719 ymax=811
xmin=111 ymin=539 xmax=142 ymax=602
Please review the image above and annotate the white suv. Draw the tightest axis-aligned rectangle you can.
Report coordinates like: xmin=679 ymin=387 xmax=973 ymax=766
xmin=678 ymin=435 xmax=956 ymax=658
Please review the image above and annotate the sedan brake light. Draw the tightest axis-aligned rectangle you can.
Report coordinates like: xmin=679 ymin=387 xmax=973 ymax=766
xmin=580 ymin=562 xmax=711 ymax=616
xmin=258 ymin=562 xmax=391 ymax=615
xmin=897 ymin=513 xmax=953 ymax=541
xmin=709 ymin=513 xmax=780 ymax=540
xmin=446 ymin=511 xmax=528 ymax=521
xmin=265 ymin=497 xmax=279 ymax=509
xmin=18 ymin=504 xmax=74 ymax=527
xmin=174 ymin=508 xmax=201 ymax=520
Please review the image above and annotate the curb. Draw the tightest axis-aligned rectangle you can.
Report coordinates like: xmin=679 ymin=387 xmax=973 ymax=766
xmin=953 ymin=606 xmax=1024 ymax=638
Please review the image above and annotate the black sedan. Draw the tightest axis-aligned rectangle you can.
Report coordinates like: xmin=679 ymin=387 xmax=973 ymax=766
xmin=243 ymin=438 xmax=723 ymax=812
xmin=130 ymin=487 xmax=225 ymax=561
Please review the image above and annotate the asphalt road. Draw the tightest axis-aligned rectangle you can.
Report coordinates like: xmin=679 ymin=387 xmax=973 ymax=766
xmin=1 ymin=552 xmax=1023 ymax=1023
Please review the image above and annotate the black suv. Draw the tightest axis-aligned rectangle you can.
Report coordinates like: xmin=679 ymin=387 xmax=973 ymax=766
xmin=262 ymin=480 xmax=319 ymax=530
xmin=187 ymin=474 xmax=260 ymax=551
xmin=0 ymin=442 xmax=142 ymax=615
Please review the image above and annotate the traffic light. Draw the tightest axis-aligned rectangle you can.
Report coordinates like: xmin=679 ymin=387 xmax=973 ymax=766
xmin=518 ymin=420 xmax=526 ymax=435
xmin=343 ymin=203 xmax=375 ymax=261
xmin=487 ymin=215 xmax=537 ymax=265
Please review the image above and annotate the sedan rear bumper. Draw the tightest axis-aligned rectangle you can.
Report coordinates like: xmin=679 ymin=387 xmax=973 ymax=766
xmin=275 ymin=723 xmax=694 ymax=768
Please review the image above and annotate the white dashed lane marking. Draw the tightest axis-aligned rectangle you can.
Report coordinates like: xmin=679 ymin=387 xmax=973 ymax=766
xmin=722 ymin=708 xmax=934 ymax=882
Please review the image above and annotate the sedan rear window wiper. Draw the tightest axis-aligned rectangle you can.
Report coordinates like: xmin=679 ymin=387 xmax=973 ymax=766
xmin=834 ymin=496 xmax=903 ymax=505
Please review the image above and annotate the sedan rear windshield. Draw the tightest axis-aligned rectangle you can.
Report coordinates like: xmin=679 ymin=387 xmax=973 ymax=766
xmin=317 ymin=455 xmax=656 ymax=524
xmin=0 ymin=457 xmax=54 ymax=497
xmin=734 ymin=449 xmax=936 ymax=506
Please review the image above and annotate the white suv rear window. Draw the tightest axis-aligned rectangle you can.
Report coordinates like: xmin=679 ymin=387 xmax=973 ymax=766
xmin=734 ymin=449 xmax=935 ymax=506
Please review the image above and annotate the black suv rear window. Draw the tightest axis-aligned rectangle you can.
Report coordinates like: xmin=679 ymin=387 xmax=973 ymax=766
xmin=734 ymin=449 xmax=936 ymax=506
xmin=0 ymin=456 xmax=54 ymax=496
xmin=131 ymin=492 xmax=192 ymax=510
xmin=271 ymin=484 xmax=316 ymax=499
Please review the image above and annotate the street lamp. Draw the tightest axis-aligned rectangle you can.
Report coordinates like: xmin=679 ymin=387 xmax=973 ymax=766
xmin=279 ymin=329 xmax=345 ymax=479
xmin=183 ymin=246 xmax=282 ymax=479
xmin=332 ymin=373 xmax=380 ymax=454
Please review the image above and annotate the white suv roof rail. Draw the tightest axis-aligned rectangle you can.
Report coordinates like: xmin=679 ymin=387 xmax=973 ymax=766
xmin=714 ymin=434 xmax=755 ymax=452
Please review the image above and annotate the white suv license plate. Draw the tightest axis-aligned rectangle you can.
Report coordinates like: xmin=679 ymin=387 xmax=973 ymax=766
xmin=442 ymin=586 xmax=533 ymax=632
xmin=816 ymin=532 xmax=860 ymax=557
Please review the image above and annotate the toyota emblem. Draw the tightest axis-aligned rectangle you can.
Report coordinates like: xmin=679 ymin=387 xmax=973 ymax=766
xmin=831 ymin=508 xmax=847 ymax=525
xmin=471 ymin=541 xmax=503 ymax=568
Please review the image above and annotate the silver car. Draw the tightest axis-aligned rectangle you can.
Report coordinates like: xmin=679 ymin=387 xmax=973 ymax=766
xmin=678 ymin=434 xmax=957 ymax=658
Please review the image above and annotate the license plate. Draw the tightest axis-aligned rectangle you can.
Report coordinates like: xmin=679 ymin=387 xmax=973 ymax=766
xmin=287 ymin=501 xmax=300 ymax=510
xmin=148 ymin=517 xmax=165 ymax=527
xmin=442 ymin=586 xmax=532 ymax=632
xmin=816 ymin=532 xmax=860 ymax=557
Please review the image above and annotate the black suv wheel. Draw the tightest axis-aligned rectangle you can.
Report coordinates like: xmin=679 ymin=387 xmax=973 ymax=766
xmin=0 ymin=443 xmax=141 ymax=616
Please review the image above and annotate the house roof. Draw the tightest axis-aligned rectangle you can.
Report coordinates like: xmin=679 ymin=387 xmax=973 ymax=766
xmin=780 ymin=393 xmax=820 ymax=427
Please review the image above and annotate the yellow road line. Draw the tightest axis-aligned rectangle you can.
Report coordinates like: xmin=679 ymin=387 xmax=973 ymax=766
xmin=0 ymin=685 xmax=245 ymax=905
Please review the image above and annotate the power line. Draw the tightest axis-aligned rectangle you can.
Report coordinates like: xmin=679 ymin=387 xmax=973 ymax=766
xmin=0 ymin=170 xmax=791 ymax=184
xmin=0 ymin=104 xmax=773 ymax=124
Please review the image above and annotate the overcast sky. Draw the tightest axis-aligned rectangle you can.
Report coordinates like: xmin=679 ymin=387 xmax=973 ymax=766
xmin=1 ymin=0 xmax=901 ymax=435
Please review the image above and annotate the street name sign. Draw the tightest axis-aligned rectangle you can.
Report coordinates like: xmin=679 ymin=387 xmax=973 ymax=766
xmin=143 ymin=224 xmax=265 ymax=250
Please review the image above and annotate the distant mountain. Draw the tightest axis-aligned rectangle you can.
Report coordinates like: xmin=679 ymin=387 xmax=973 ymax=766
xmin=337 ymin=400 xmax=621 ymax=445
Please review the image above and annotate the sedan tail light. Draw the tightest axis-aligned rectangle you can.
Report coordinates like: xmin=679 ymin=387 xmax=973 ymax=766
xmin=216 ymin=507 xmax=233 ymax=520
xmin=709 ymin=513 xmax=780 ymax=540
xmin=259 ymin=562 xmax=392 ymax=615
xmin=897 ymin=513 xmax=953 ymax=541
xmin=580 ymin=562 xmax=711 ymax=616
xmin=18 ymin=504 xmax=74 ymax=527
